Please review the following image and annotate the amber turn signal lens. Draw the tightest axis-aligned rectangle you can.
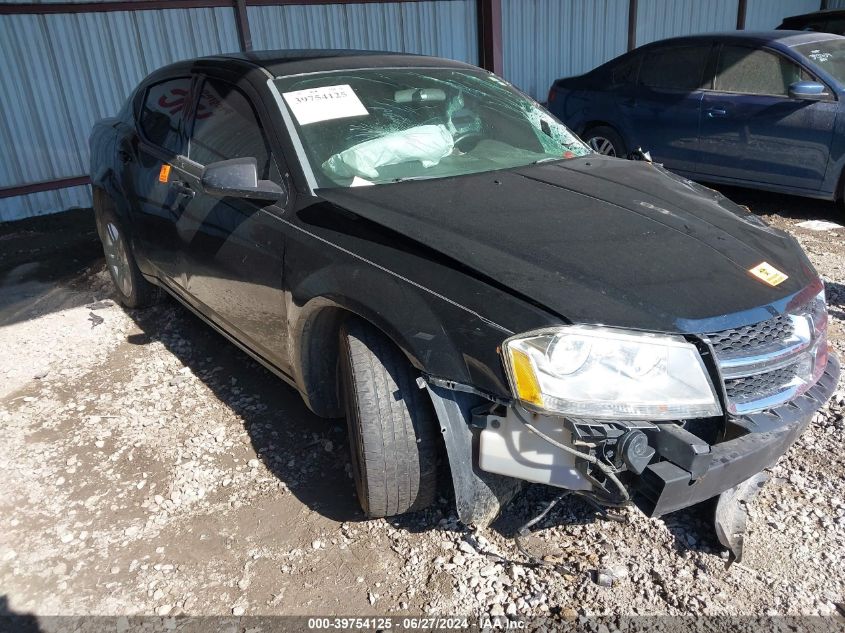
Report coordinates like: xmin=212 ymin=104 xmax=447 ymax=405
xmin=158 ymin=164 xmax=171 ymax=183
xmin=509 ymin=348 xmax=543 ymax=407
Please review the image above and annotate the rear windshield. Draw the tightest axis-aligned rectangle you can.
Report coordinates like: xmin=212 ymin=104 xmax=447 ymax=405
xmin=792 ymin=38 xmax=845 ymax=84
xmin=273 ymin=68 xmax=589 ymax=188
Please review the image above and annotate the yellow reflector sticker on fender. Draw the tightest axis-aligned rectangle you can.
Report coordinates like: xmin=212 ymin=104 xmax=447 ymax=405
xmin=749 ymin=261 xmax=788 ymax=286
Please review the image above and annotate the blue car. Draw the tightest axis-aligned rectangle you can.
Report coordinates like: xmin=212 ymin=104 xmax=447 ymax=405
xmin=547 ymin=31 xmax=845 ymax=201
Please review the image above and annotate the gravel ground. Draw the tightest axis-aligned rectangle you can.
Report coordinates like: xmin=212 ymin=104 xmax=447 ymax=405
xmin=1 ymin=189 xmax=845 ymax=624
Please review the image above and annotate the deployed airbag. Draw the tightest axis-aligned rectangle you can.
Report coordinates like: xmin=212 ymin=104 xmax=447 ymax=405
xmin=322 ymin=124 xmax=454 ymax=179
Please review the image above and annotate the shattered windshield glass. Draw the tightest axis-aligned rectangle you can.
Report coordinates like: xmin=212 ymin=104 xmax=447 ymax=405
xmin=273 ymin=68 xmax=589 ymax=188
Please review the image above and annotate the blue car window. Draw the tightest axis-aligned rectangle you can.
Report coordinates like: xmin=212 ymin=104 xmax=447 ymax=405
xmin=640 ymin=46 xmax=709 ymax=91
xmin=716 ymin=47 xmax=801 ymax=96
xmin=612 ymin=56 xmax=640 ymax=86
xmin=794 ymin=39 xmax=845 ymax=84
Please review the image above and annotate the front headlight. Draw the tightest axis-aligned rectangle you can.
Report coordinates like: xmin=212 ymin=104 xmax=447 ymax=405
xmin=502 ymin=325 xmax=722 ymax=420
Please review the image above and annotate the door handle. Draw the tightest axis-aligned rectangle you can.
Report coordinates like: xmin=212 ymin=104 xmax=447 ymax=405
xmin=705 ymin=107 xmax=728 ymax=118
xmin=118 ymin=149 xmax=132 ymax=163
xmin=171 ymin=181 xmax=195 ymax=199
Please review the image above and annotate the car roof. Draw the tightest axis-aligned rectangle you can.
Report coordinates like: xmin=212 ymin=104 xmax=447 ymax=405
xmin=782 ymin=8 xmax=845 ymax=22
xmin=639 ymin=30 xmax=844 ymax=50
xmin=194 ymin=49 xmax=478 ymax=77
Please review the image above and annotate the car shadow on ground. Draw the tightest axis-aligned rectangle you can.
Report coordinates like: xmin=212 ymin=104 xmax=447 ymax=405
xmin=0 ymin=595 xmax=42 ymax=633
xmin=0 ymin=208 xmax=103 ymax=328
xmin=123 ymin=298 xmax=366 ymax=524
xmin=122 ymin=297 xmax=458 ymax=534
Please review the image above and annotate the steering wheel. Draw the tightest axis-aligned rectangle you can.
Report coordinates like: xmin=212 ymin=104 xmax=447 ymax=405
xmin=453 ymin=131 xmax=483 ymax=152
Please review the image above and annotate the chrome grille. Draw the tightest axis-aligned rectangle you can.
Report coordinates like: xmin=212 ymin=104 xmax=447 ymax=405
xmin=706 ymin=313 xmax=794 ymax=359
xmin=724 ymin=364 xmax=799 ymax=404
xmin=704 ymin=296 xmax=826 ymax=415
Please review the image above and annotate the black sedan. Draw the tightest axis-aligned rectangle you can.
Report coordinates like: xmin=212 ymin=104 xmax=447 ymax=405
xmin=90 ymin=50 xmax=838 ymax=560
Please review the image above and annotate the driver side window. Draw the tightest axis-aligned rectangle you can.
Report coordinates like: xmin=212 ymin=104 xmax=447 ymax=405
xmin=188 ymin=79 xmax=273 ymax=178
xmin=715 ymin=46 xmax=803 ymax=96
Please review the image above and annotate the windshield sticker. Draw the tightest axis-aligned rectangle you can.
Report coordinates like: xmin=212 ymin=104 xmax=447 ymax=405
xmin=749 ymin=262 xmax=788 ymax=287
xmin=282 ymin=85 xmax=369 ymax=125
xmin=808 ymin=50 xmax=832 ymax=63
xmin=350 ymin=176 xmax=374 ymax=187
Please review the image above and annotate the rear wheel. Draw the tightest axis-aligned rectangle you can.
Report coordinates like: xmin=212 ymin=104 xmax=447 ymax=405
xmin=340 ymin=318 xmax=439 ymax=517
xmin=94 ymin=193 xmax=161 ymax=309
xmin=584 ymin=126 xmax=627 ymax=158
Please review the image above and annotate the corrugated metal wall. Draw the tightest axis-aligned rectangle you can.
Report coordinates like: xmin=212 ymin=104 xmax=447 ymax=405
xmin=745 ymin=0 xmax=820 ymax=29
xmin=501 ymin=0 xmax=629 ymax=100
xmin=248 ymin=1 xmax=477 ymax=63
xmin=0 ymin=0 xmax=476 ymax=222
xmin=635 ymin=0 xmax=739 ymax=45
xmin=0 ymin=7 xmax=240 ymax=220
xmin=825 ymin=0 xmax=845 ymax=8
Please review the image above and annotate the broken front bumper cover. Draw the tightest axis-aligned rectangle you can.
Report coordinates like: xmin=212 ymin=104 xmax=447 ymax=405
xmin=635 ymin=354 xmax=840 ymax=518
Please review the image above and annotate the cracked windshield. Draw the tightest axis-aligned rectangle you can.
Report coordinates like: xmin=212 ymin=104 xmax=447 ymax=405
xmin=275 ymin=68 xmax=589 ymax=187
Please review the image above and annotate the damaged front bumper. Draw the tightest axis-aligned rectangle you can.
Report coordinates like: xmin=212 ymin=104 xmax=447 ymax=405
xmin=635 ymin=354 xmax=839 ymax=518
xmin=424 ymin=355 xmax=839 ymax=543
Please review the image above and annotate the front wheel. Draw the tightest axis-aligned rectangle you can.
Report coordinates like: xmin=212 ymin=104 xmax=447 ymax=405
xmin=340 ymin=318 xmax=439 ymax=517
xmin=584 ymin=126 xmax=627 ymax=158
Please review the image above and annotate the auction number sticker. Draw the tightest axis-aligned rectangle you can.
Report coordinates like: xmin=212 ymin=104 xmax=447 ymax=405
xmin=283 ymin=84 xmax=368 ymax=125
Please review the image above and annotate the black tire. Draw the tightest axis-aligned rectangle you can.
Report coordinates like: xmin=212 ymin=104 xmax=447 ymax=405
xmin=94 ymin=192 xmax=161 ymax=309
xmin=340 ymin=318 xmax=439 ymax=517
xmin=583 ymin=125 xmax=627 ymax=158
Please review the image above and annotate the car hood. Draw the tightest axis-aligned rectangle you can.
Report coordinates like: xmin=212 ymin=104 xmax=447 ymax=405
xmin=317 ymin=156 xmax=818 ymax=334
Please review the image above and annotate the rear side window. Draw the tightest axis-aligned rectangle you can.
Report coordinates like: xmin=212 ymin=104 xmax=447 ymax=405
xmin=188 ymin=79 xmax=271 ymax=178
xmin=139 ymin=77 xmax=191 ymax=154
xmin=640 ymin=46 xmax=710 ymax=91
xmin=612 ymin=56 xmax=640 ymax=86
xmin=716 ymin=46 xmax=802 ymax=96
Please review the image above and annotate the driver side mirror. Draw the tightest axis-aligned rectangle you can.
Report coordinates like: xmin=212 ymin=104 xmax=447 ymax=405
xmin=788 ymin=80 xmax=828 ymax=101
xmin=201 ymin=157 xmax=287 ymax=203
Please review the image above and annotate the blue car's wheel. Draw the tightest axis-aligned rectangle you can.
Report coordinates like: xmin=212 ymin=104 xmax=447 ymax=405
xmin=584 ymin=126 xmax=627 ymax=158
